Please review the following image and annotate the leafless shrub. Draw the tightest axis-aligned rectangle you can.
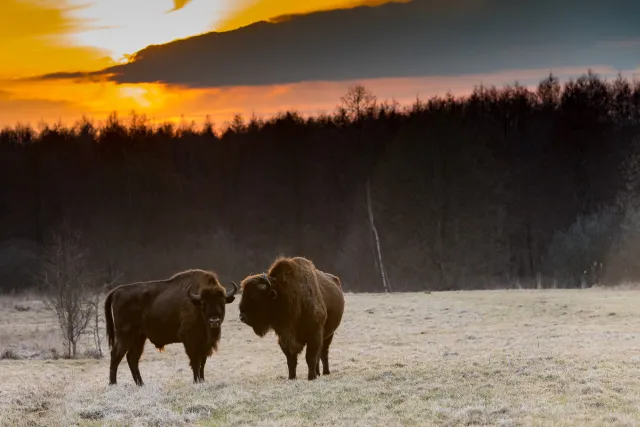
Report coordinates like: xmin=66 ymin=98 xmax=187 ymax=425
xmin=13 ymin=304 xmax=31 ymax=312
xmin=83 ymin=349 xmax=103 ymax=360
xmin=0 ymin=348 xmax=21 ymax=360
xmin=38 ymin=223 xmax=97 ymax=358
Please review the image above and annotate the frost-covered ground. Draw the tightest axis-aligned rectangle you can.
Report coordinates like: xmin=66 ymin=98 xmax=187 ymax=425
xmin=1 ymin=289 xmax=639 ymax=426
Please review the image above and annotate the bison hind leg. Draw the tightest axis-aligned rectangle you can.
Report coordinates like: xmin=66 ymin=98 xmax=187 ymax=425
xmin=305 ymin=330 xmax=323 ymax=381
xmin=109 ymin=341 xmax=127 ymax=385
xmin=320 ymin=333 xmax=334 ymax=375
xmin=126 ymin=335 xmax=146 ymax=386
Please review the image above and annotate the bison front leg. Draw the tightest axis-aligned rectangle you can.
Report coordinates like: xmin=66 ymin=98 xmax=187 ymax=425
xmin=305 ymin=330 xmax=323 ymax=381
xmin=278 ymin=339 xmax=298 ymax=380
xmin=189 ymin=357 xmax=202 ymax=383
xmin=183 ymin=343 xmax=204 ymax=384
xmin=199 ymin=355 xmax=207 ymax=382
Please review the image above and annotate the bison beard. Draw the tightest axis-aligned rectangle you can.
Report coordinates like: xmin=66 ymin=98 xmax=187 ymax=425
xmin=238 ymin=257 xmax=345 ymax=380
xmin=104 ymin=269 xmax=238 ymax=385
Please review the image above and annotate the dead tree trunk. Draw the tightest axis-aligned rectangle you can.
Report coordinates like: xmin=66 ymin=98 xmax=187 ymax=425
xmin=367 ymin=179 xmax=390 ymax=292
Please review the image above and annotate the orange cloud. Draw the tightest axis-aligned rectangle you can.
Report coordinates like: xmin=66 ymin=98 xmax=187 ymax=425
xmin=0 ymin=0 xmax=121 ymax=126
xmin=0 ymin=0 xmax=113 ymax=79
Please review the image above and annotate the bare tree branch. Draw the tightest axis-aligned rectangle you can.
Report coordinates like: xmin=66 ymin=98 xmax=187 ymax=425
xmin=38 ymin=222 xmax=97 ymax=358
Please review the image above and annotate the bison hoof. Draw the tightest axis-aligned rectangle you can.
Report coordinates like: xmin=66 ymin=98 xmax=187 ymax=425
xmin=323 ymin=369 xmax=330 ymax=375
xmin=308 ymin=374 xmax=317 ymax=381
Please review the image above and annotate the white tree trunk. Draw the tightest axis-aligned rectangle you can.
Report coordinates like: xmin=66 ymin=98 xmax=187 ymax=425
xmin=366 ymin=179 xmax=390 ymax=292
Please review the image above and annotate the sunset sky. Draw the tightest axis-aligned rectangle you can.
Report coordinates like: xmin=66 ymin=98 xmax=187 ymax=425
xmin=1 ymin=0 xmax=639 ymax=128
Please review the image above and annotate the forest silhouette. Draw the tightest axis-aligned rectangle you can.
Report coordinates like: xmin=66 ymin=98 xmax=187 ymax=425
xmin=2 ymin=70 xmax=640 ymax=293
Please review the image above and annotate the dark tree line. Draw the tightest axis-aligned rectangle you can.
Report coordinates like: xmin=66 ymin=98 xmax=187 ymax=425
xmin=2 ymin=70 xmax=640 ymax=293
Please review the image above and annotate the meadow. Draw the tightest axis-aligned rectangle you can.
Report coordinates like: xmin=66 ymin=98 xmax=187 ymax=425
xmin=1 ymin=288 xmax=639 ymax=426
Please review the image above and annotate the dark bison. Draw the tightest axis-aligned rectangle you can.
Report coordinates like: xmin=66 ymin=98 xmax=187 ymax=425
xmin=104 ymin=269 xmax=238 ymax=385
xmin=238 ymin=256 xmax=345 ymax=380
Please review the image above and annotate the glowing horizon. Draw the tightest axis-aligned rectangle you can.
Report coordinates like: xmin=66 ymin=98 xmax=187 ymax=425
xmin=2 ymin=66 xmax=637 ymax=130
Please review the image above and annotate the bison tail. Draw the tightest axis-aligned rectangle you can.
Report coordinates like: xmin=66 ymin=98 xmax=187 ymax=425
xmin=104 ymin=290 xmax=116 ymax=350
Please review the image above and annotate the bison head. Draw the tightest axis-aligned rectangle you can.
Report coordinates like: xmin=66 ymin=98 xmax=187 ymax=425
xmin=238 ymin=273 xmax=278 ymax=337
xmin=188 ymin=281 xmax=238 ymax=329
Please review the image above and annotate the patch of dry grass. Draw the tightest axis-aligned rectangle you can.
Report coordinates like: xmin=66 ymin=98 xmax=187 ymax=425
xmin=1 ymin=288 xmax=640 ymax=426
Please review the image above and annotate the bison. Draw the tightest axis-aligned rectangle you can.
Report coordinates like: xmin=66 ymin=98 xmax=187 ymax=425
xmin=104 ymin=269 xmax=238 ymax=386
xmin=238 ymin=256 xmax=345 ymax=380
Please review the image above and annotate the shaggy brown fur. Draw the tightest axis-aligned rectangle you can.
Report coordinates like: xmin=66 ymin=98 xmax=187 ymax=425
xmin=238 ymin=256 xmax=345 ymax=380
xmin=104 ymin=269 xmax=238 ymax=386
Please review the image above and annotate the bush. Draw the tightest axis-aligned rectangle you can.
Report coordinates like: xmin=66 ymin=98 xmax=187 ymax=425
xmin=544 ymin=207 xmax=618 ymax=287
xmin=38 ymin=223 xmax=97 ymax=358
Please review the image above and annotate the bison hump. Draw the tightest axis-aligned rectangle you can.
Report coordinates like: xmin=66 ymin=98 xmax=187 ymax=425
xmin=270 ymin=257 xmax=315 ymax=282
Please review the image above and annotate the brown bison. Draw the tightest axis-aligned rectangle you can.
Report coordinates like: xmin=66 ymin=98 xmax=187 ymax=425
xmin=238 ymin=256 xmax=345 ymax=380
xmin=104 ymin=269 xmax=238 ymax=386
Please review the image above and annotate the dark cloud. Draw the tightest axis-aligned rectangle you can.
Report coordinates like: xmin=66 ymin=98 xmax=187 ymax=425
xmin=35 ymin=0 xmax=640 ymax=88
xmin=21 ymin=70 xmax=109 ymax=83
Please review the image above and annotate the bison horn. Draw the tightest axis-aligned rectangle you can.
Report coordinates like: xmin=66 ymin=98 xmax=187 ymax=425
xmin=187 ymin=283 xmax=201 ymax=303
xmin=226 ymin=281 xmax=239 ymax=298
xmin=262 ymin=273 xmax=272 ymax=288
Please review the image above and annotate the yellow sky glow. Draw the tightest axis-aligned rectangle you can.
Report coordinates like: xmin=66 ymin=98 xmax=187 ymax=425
xmin=0 ymin=0 xmax=407 ymax=127
xmin=66 ymin=0 xmax=228 ymax=62
xmin=0 ymin=0 xmax=114 ymax=78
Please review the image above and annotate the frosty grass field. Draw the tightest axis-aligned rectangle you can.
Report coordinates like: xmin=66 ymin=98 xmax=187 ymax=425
xmin=1 ymin=288 xmax=639 ymax=426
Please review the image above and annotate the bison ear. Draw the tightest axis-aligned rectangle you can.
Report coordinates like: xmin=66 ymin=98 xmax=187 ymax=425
xmin=268 ymin=289 xmax=278 ymax=300
xmin=225 ymin=295 xmax=236 ymax=304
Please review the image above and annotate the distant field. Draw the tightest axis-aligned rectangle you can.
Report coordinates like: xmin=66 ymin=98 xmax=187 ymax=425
xmin=1 ymin=289 xmax=639 ymax=426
